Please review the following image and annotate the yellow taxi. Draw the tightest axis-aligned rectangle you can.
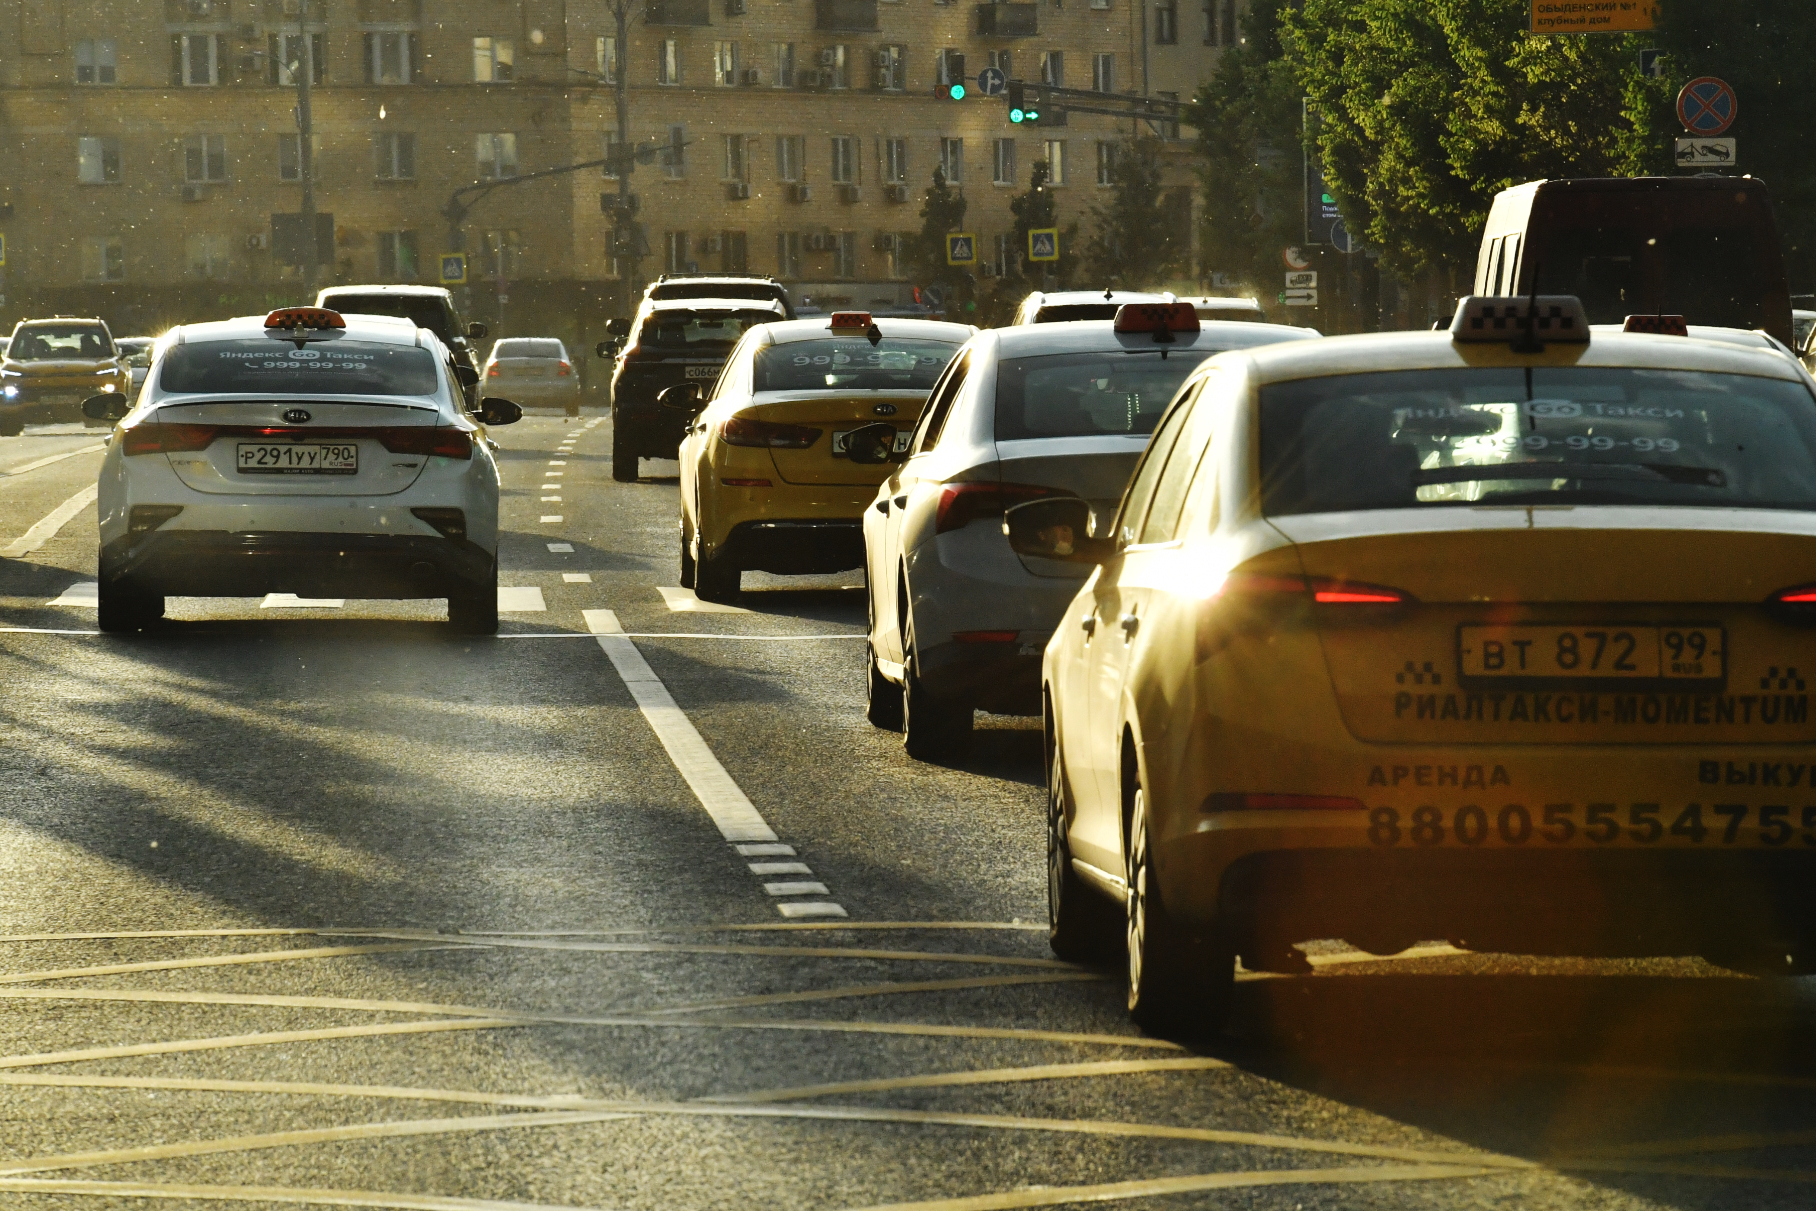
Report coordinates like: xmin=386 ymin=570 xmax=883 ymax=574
xmin=0 ymin=317 xmax=131 ymax=434
xmin=1006 ymin=296 xmax=1816 ymax=1036
xmin=674 ymin=312 xmax=973 ymax=601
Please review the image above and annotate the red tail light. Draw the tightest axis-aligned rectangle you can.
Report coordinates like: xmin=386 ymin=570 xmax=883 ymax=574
xmin=379 ymin=428 xmax=473 ymax=459
xmin=120 ymin=422 xmax=219 ymax=455
xmin=1201 ymin=793 xmax=1366 ymax=813
xmin=487 ymin=367 xmax=501 ymax=377
xmin=1197 ymin=574 xmax=1411 ymax=663
xmin=557 ymin=361 xmax=572 ymax=377
xmin=936 ymin=482 xmax=1070 ymax=534
xmin=720 ymin=415 xmax=821 ymax=449
xmin=1214 ymin=573 xmax=1410 ymax=604
xmin=1772 ymin=584 xmax=1816 ymax=604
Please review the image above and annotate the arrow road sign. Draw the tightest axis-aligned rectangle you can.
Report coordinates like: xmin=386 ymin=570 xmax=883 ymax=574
xmin=977 ymin=66 xmax=1006 ymax=96
xmin=1285 ymin=271 xmax=1317 ymax=289
xmin=1677 ymin=76 xmax=1737 ymax=136
xmin=946 ymin=233 xmax=976 ymax=265
xmin=1639 ymin=48 xmax=1665 ymax=78
xmin=1028 ymin=228 xmax=1059 ymax=262
xmin=1676 ymin=137 xmax=1736 ymax=167
xmin=1282 ymin=289 xmax=1318 ymax=307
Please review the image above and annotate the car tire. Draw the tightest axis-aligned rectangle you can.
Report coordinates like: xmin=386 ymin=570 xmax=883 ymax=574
xmin=96 ymin=580 xmax=162 ymax=633
xmin=865 ymin=643 xmax=904 ymax=730
xmin=1125 ymin=788 xmax=1234 ymax=1038
xmin=448 ymin=563 xmax=499 ymax=635
xmin=1048 ymin=731 xmax=1121 ymax=962
xmin=694 ymin=548 xmax=740 ymax=603
xmin=612 ymin=426 xmax=638 ymax=483
xmin=679 ymin=520 xmax=697 ymax=590
xmin=902 ymin=654 xmax=972 ymax=761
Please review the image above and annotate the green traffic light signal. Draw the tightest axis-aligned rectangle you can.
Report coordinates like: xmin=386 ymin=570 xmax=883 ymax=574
xmin=1009 ymin=107 xmax=1024 ymax=122
xmin=948 ymin=84 xmax=966 ymax=99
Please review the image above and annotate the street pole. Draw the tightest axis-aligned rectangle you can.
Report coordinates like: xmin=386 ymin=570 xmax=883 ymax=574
xmin=613 ymin=0 xmax=638 ymax=308
xmin=297 ymin=0 xmax=318 ymax=297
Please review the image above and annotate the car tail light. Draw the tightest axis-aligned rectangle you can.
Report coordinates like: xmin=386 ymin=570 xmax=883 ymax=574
xmin=557 ymin=361 xmax=572 ymax=377
xmin=1197 ymin=573 xmax=1412 ymax=662
xmin=1772 ymin=584 xmax=1816 ymax=604
xmin=128 ymin=505 xmax=183 ymax=535
xmin=1213 ymin=573 xmax=1410 ymax=604
xmin=1201 ymin=793 xmax=1366 ymax=813
xmin=720 ymin=415 xmax=821 ymax=449
xmin=936 ymin=482 xmax=1069 ymax=534
xmin=120 ymin=423 xmax=471 ymax=460
xmin=487 ymin=367 xmax=501 ymax=377
xmin=410 ymin=507 xmax=467 ymax=540
xmin=380 ymin=427 xmax=474 ymax=460
xmin=120 ymin=422 xmax=219 ymax=456
xmin=954 ymin=630 xmax=1018 ymax=643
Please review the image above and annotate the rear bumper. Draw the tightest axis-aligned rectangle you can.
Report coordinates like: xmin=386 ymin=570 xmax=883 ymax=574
xmin=916 ymin=637 xmax=1045 ymax=715
xmin=720 ymin=519 xmax=864 ymax=575
xmin=100 ymin=529 xmax=494 ymax=599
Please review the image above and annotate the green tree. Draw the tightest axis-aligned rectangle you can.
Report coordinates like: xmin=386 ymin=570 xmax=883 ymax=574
xmin=907 ymin=166 xmax=972 ymax=314
xmin=1083 ymin=138 xmax=1188 ymax=288
xmin=977 ymin=159 xmax=1081 ymax=324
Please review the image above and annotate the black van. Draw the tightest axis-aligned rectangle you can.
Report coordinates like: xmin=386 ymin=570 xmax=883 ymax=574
xmin=1472 ymin=177 xmax=1793 ymax=345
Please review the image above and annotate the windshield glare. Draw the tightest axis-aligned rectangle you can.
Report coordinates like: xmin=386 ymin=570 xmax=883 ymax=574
xmin=640 ymin=311 xmax=775 ymax=346
xmin=754 ymin=337 xmax=959 ymax=390
xmin=158 ymin=339 xmax=442 ymax=396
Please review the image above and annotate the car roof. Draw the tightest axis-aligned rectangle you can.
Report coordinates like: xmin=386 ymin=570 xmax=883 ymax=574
xmin=1237 ymin=328 xmax=1809 ymax=386
xmin=650 ymin=274 xmax=782 ymax=288
xmin=166 ymin=313 xmax=429 ymax=348
xmin=14 ymin=316 xmax=107 ymax=328
xmin=1180 ymin=296 xmax=1264 ymax=310
xmin=988 ymin=318 xmax=1318 ymax=356
xmin=1024 ymin=290 xmax=1176 ymax=307
xmin=759 ymin=317 xmax=976 ymax=345
xmin=641 ymin=296 xmax=788 ymax=315
xmin=318 ymin=284 xmax=453 ymax=301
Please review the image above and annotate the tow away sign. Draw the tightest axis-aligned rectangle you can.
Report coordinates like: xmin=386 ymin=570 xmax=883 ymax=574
xmin=1286 ymin=271 xmax=1317 ymax=289
xmin=1676 ymin=137 xmax=1736 ymax=167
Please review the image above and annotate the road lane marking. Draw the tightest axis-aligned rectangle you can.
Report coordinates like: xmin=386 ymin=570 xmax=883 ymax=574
xmin=705 ymin=1057 xmax=1235 ymax=1104
xmin=497 ymin=587 xmax=546 ymax=612
xmin=0 ymin=942 xmax=447 ymax=985
xmin=0 ymin=921 xmax=1042 ymax=943
xmin=0 ymin=1072 xmax=578 ymax=1109
xmin=548 ymin=460 xmax=566 ymax=465
xmin=546 ymin=542 xmax=573 ymax=552
xmin=0 ymin=1179 xmax=606 ymax=1211
xmin=655 ymin=586 xmax=749 ymax=613
xmin=0 ymin=442 xmax=105 ymax=477
xmin=49 ymin=581 xmax=98 ymax=607
xmin=0 ymin=1017 xmax=525 ymax=1072
xmin=765 ymin=880 xmax=829 ymax=896
xmin=562 ymin=573 xmax=591 ymax=583
xmin=778 ymin=902 xmax=849 ymax=919
xmin=584 ymin=608 xmax=777 ymax=843
xmin=749 ymin=862 xmax=813 ymax=875
xmin=1 ymin=483 xmax=98 ymax=558
xmin=540 ymin=496 xmax=562 ymax=502
xmin=0 ymin=626 xmax=99 ymax=634
xmin=498 ymin=632 xmax=864 ymax=640
xmin=545 ymin=472 xmax=563 ymax=477
xmin=737 ymin=843 xmax=796 ymax=856
xmin=644 ymin=971 xmax=1102 ymax=1016
xmin=260 ymin=594 xmax=345 ymax=609
xmin=540 ymin=514 xmax=563 ymax=522
xmin=841 ymin=1165 xmax=1498 ymax=1211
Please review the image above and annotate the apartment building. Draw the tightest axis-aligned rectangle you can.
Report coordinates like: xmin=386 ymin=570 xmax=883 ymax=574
xmin=0 ymin=0 xmax=1229 ymax=348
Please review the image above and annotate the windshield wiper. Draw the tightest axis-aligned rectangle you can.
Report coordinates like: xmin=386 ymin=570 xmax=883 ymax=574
xmin=1411 ymin=461 xmax=1727 ymax=489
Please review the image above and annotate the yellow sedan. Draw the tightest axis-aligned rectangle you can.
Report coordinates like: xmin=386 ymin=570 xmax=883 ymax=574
xmin=675 ymin=313 xmax=973 ymax=601
xmin=1010 ymin=296 xmax=1816 ymax=1036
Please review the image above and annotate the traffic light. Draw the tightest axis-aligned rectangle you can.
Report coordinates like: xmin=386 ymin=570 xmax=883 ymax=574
xmin=948 ymin=83 xmax=966 ymax=99
xmin=1007 ymin=81 xmax=1039 ymax=124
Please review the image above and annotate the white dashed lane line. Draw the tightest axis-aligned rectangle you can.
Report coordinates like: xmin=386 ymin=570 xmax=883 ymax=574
xmin=260 ymin=594 xmax=344 ymax=609
xmin=49 ymin=582 xmax=97 ymax=608
xmin=657 ymin=586 xmax=749 ymax=614
xmin=563 ymin=574 xmax=591 ymax=583
xmin=540 ymin=515 xmax=564 ymax=523
xmin=547 ymin=543 xmax=573 ymax=553
xmin=497 ymin=588 xmax=546 ymax=613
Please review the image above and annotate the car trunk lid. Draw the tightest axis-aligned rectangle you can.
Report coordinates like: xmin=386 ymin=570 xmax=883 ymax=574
xmin=995 ymin=435 xmax=1148 ymax=540
xmin=752 ymin=392 xmax=927 ymax=486
xmin=146 ymin=399 xmax=444 ymax=496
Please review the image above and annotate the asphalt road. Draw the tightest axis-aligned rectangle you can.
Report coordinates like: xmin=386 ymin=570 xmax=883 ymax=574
xmin=0 ymin=411 xmax=1813 ymax=1210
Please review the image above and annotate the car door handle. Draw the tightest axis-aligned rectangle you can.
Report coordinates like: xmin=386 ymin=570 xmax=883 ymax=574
xmin=1080 ymin=614 xmax=1096 ymax=637
xmin=1120 ymin=614 xmax=1139 ymax=638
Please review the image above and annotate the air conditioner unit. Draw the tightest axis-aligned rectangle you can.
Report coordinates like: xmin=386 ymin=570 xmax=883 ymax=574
xmin=181 ymin=184 xmax=206 ymax=202
xmin=704 ymin=234 xmax=725 ymax=253
xmin=819 ymin=48 xmax=837 ymax=66
xmin=876 ymin=49 xmax=895 ymax=66
xmin=726 ymin=182 xmax=751 ymax=200
xmin=885 ymin=183 xmax=910 ymax=203
xmin=839 ymin=184 xmax=862 ymax=204
xmin=740 ymin=67 xmax=761 ymax=84
xmin=789 ymin=183 xmax=812 ymax=202
xmin=873 ymin=68 xmax=893 ymax=89
xmin=726 ymin=0 xmax=747 ymax=12
xmin=247 ymin=232 xmax=268 ymax=249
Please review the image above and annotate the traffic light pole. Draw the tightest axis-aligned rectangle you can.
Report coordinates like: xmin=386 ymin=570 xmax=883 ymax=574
xmin=1005 ymin=79 xmax=1183 ymax=132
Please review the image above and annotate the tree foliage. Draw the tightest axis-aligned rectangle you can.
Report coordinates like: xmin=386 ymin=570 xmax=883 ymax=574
xmin=908 ymin=166 xmax=971 ymax=308
xmin=977 ymin=160 xmax=1080 ymax=325
xmin=1083 ymin=139 xmax=1188 ymax=289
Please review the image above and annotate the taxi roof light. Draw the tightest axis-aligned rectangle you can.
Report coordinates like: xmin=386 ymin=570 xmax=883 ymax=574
xmin=1113 ymin=302 xmax=1201 ymax=341
xmin=1622 ymin=313 xmax=1689 ymax=336
xmin=1449 ymin=296 xmax=1590 ymax=346
xmin=264 ymin=307 xmax=347 ymax=331
xmin=828 ymin=311 xmax=873 ymax=330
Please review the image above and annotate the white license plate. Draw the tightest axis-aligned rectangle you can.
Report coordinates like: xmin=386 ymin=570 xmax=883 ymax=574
xmin=1457 ymin=624 xmax=1726 ymax=686
xmin=685 ymin=366 xmax=719 ymax=379
xmin=236 ymin=442 xmax=359 ymax=475
xmin=831 ymin=428 xmax=911 ymax=457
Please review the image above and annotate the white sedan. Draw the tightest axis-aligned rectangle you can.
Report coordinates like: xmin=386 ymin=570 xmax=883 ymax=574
xmin=87 ymin=307 xmax=521 ymax=634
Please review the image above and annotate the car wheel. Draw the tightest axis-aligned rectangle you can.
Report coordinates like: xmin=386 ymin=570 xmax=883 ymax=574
xmin=694 ymin=548 xmax=740 ymax=603
xmin=611 ymin=425 xmax=638 ymax=483
xmin=1125 ymin=788 xmax=1234 ymax=1038
xmin=96 ymin=580 xmax=162 ymax=633
xmin=865 ymin=643 xmax=904 ymax=730
xmin=679 ymin=519 xmax=697 ymax=590
xmin=1048 ymin=729 xmax=1121 ymax=962
xmin=448 ymin=562 xmax=499 ymax=635
xmin=902 ymin=654 xmax=972 ymax=761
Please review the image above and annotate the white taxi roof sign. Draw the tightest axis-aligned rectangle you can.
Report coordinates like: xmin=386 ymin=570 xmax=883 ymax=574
xmin=1450 ymin=296 xmax=1589 ymax=344
xmin=265 ymin=307 xmax=346 ymax=331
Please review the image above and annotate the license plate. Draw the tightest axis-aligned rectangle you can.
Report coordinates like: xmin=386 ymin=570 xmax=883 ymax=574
xmin=685 ymin=366 xmax=719 ymax=379
xmin=831 ymin=428 xmax=911 ymax=457
xmin=1457 ymin=624 xmax=1725 ymax=690
xmin=237 ymin=442 xmax=359 ymax=475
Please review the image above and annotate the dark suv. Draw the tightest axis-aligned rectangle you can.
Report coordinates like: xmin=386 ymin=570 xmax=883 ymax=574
xmin=315 ymin=285 xmax=488 ymax=400
xmin=600 ymin=296 xmax=786 ymax=481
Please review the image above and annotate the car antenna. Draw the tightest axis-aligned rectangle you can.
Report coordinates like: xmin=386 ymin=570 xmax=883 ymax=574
xmin=1103 ymin=287 xmax=1113 ymax=300
xmin=1510 ymin=263 xmax=1543 ymax=355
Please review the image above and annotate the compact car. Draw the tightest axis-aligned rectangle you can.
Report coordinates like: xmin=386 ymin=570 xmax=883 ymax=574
xmin=602 ymin=296 xmax=788 ymax=482
xmin=860 ymin=306 xmax=1317 ymax=760
xmin=0 ymin=317 xmax=130 ymax=433
xmin=1013 ymin=296 xmax=1816 ymax=1036
xmin=87 ymin=307 xmax=521 ymax=634
xmin=675 ymin=312 xmax=973 ymax=601
xmin=483 ymin=338 xmax=581 ymax=416
xmin=1010 ymin=290 xmax=1177 ymax=325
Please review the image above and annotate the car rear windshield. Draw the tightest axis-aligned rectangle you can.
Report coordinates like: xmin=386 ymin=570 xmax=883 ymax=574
xmin=159 ymin=339 xmax=442 ymax=397
xmin=1260 ymin=367 xmax=1816 ymax=515
xmin=321 ymin=295 xmax=451 ymax=339
xmin=639 ymin=310 xmax=778 ymax=348
xmin=494 ymin=339 xmax=564 ymax=359
xmin=754 ymin=338 xmax=960 ymax=391
xmin=993 ymin=349 xmax=1218 ymax=439
xmin=10 ymin=326 xmax=114 ymax=360
xmin=652 ymin=283 xmax=787 ymax=307
xmin=1031 ymin=304 xmax=1121 ymax=323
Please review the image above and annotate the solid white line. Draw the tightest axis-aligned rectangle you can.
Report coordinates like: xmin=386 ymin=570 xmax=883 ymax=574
xmin=764 ymin=881 xmax=829 ymax=897
xmin=0 ymin=442 xmax=105 ymax=477
xmin=540 ymin=514 xmax=563 ymax=523
xmin=497 ymin=587 xmax=546 ymax=613
xmin=0 ymin=627 xmax=100 ymax=635
xmin=737 ymin=843 xmax=797 ymax=857
xmin=584 ymin=608 xmax=777 ymax=843
xmin=260 ymin=594 xmax=344 ymax=609
xmin=778 ymin=902 xmax=848 ymax=919
xmin=0 ymin=1178 xmax=605 ymax=1211
xmin=749 ymin=862 xmax=813 ymax=876
xmin=562 ymin=573 xmax=591 ymax=583
xmin=49 ymin=581 xmax=98 ymax=607
xmin=1 ymin=483 xmax=98 ymax=558
xmin=546 ymin=543 xmax=573 ymax=552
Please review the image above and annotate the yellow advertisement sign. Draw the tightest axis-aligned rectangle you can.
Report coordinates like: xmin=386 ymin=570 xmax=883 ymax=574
xmin=1530 ymin=0 xmax=1658 ymax=32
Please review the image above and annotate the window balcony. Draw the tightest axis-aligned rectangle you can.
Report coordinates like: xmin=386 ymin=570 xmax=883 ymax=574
xmin=975 ymin=2 xmax=1037 ymax=35
xmin=645 ymin=0 xmax=711 ymax=25
xmin=815 ymin=0 xmax=879 ymax=32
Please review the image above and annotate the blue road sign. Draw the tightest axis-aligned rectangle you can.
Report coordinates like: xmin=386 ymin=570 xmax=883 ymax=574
xmin=440 ymin=253 xmax=467 ymax=284
xmin=945 ymin=233 xmax=976 ymax=265
xmin=1028 ymin=228 xmax=1058 ymax=262
xmin=1331 ymin=219 xmax=1359 ymax=254
xmin=977 ymin=67 xmax=1006 ymax=97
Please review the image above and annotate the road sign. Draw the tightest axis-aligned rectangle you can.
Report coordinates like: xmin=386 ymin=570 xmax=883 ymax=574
xmin=440 ymin=253 xmax=467 ymax=284
xmin=1028 ymin=228 xmax=1058 ymax=262
xmin=977 ymin=67 xmax=1006 ymax=97
xmin=1677 ymin=76 xmax=1737 ymax=136
xmin=1331 ymin=219 xmax=1361 ymax=254
xmin=1283 ymin=246 xmax=1309 ymax=270
xmin=1282 ymin=289 xmax=1318 ymax=307
xmin=1530 ymin=0 xmax=1656 ymax=33
xmin=1639 ymin=48 xmax=1665 ymax=78
xmin=1285 ymin=270 xmax=1317 ymax=289
xmin=1676 ymin=137 xmax=1736 ymax=167
xmin=0 ymin=234 xmax=8 ymax=268
xmin=945 ymin=233 xmax=976 ymax=265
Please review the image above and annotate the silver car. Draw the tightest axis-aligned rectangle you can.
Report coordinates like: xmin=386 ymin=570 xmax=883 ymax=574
xmin=859 ymin=305 xmax=1320 ymax=759
xmin=482 ymin=337 xmax=582 ymax=415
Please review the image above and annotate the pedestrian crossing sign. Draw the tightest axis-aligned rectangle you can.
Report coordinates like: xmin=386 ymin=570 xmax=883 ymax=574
xmin=945 ymin=233 xmax=976 ymax=265
xmin=440 ymin=253 xmax=467 ymax=284
xmin=1028 ymin=228 xmax=1059 ymax=262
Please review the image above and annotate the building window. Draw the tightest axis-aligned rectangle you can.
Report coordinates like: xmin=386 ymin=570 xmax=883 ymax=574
xmin=278 ymin=134 xmax=319 ymax=182
xmin=375 ymin=132 xmax=415 ymax=180
xmin=987 ymin=49 xmax=1012 ymax=77
xmin=720 ymin=230 xmax=749 ymax=273
xmin=936 ymin=49 xmax=965 ymax=89
xmin=176 ymin=33 xmax=225 ymax=86
xmin=473 ymin=37 xmax=515 ymax=82
xmin=1089 ymin=0 xmax=1110 ymax=11
xmin=1044 ymin=139 xmax=1065 ymax=184
xmin=1154 ymin=0 xmax=1177 ymax=42
xmin=830 ymin=136 xmax=855 ymax=184
xmin=81 ymin=235 xmax=124 ymax=282
xmin=1096 ymin=139 xmax=1118 ymax=185
xmin=714 ymin=41 xmax=739 ymax=85
xmin=773 ymin=42 xmax=795 ymax=87
xmin=663 ymin=124 xmax=687 ymax=179
xmin=724 ymin=134 xmax=749 ymax=182
xmin=185 ymin=232 xmax=231 ymax=280
xmin=1156 ymin=90 xmax=1180 ymax=138
xmin=777 ymin=231 xmax=802 ymax=278
xmin=833 ymin=231 xmax=857 ymax=279
xmin=1221 ymin=0 xmax=1236 ymax=43
xmin=602 ymin=131 xmax=624 ymax=179
xmin=992 ymin=138 xmax=1016 ymax=185
xmin=269 ymin=33 xmax=326 ymax=85
xmin=1206 ymin=0 xmax=1235 ymax=44
xmin=1039 ymin=51 xmax=1063 ymax=85
xmin=75 ymin=39 xmax=116 ymax=85
xmin=939 ymin=137 xmax=963 ymax=184
xmin=658 ymin=39 xmax=680 ymax=84
xmin=596 ymin=35 xmax=618 ymax=83
xmin=377 ymin=230 xmax=419 ymax=279
xmin=818 ymin=44 xmax=848 ymax=88
xmin=876 ymin=44 xmax=904 ymax=91
xmin=476 ymin=132 xmax=518 ymax=179
xmin=1092 ymin=53 xmax=1114 ymax=92
xmin=777 ymin=135 xmax=804 ymax=182
xmin=483 ymin=230 xmax=521 ymax=279
xmin=184 ymin=135 xmax=228 ymax=183
xmin=365 ymin=31 xmax=416 ymax=83
xmin=665 ymin=231 xmax=689 ymax=274
xmin=77 ymin=137 xmax=121 ymax=185
xmin=883 ymin=137 xmax=906 ymax=184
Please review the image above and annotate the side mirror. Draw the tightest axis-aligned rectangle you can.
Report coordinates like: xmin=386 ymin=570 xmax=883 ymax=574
xmin=82 ymin=393 xmax=130 ymax=421
xmin=453 ymin=364 xmax=480 ymax=388
xmin=474 ymin=397 xmax=523 ymax=425
xmin=1003 ymin=497 xmax=1112 ymax=564
xmin=466 ymin=321 xmax=489 ymax=340
xmin=657 ymin=382 xmax=704 ymax=411
xmin=606 ymin=318 xmax=633 ymax=339
xmin=843 ymin=422 xmax=898 ymax=465
xmin=595 ymin=339 xmax=621 ymax=359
